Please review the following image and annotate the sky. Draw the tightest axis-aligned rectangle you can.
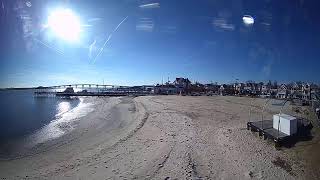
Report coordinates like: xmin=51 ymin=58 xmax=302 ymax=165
xmin=1 ymin=0 xmax=320 ymax=88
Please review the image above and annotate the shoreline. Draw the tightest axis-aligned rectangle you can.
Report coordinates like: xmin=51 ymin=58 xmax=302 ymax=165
xmin=0 ymin=96 xmax=145 ymax=179
xmin=0 ymin=97 xmax=93 ymax=160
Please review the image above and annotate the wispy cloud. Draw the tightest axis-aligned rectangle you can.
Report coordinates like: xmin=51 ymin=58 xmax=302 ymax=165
xmin=139 ymin=2 xmax=160 ymax=9
xmin=261 ymin=22 xmax=271 ymax=26
xmin=212 ymin=17 xmax=235 ymax=31
xmin=262 ymin=61 xmax=273 ymax=77
xmin=261 ymin=51 xmax=277 ymax=77
xmin=136 ymin=18 xmax=154 ymax=32
xmin=87 ymin=18 xmax=101 ymax=22
xmin=260 ymin=22 xmax=271 ymax=31
xmin=82 ymin=24 xmax=93 ymax=27
xmin=88 ymin=39 xmax=97 ymax=59
xmin=160 ymin=25 xmax=177 ymax=34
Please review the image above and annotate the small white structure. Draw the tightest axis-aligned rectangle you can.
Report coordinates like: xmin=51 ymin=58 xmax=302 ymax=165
xmin=273 ymin=114 xmax=297 ymax=135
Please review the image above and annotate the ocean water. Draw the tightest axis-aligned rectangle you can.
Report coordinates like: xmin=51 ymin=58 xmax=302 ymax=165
xmin=0 ymin=90 xmax=80 ymax=144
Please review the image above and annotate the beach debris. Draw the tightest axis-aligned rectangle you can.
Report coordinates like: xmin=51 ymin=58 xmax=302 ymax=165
xmin=248 ymin=171 xmax=253 ymax=178
xmin=272 ymin=157 xmax=292 ymax=173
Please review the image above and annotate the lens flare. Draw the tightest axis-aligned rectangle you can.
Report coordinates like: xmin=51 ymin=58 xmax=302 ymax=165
xmin=47 ymin=8 xmax=81 ymax=42
xmin=242 ymin=15 xmax=254 ymax=25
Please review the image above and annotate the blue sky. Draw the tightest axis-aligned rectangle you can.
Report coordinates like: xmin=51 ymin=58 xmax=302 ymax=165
xmin=1 ymin=0 xmax=320 ymax=88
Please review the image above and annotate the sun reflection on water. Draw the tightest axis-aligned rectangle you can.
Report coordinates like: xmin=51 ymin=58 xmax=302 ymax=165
xmin=22 ymin=98 xmax=94 ymax=149
xmin=56 ymin=101 xmax=71 ymax=117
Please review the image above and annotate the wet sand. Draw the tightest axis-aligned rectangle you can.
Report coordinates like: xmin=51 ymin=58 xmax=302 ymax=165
xmin=0 ymin=95 xmax=319 ymax=179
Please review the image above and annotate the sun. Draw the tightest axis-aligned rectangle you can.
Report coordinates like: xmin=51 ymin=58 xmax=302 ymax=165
xmin=47 ymin=8 xmax=81 ymax=42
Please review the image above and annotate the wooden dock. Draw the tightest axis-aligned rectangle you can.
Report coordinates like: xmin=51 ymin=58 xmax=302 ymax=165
xmin=247 ymin=120 xmax=292 ymax=147
xmin=33 ymin=84 xmax=154 ymax=97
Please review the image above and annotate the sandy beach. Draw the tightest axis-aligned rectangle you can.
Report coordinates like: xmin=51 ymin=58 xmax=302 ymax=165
xmin=0 ymin=95 xmax=319 ymax=179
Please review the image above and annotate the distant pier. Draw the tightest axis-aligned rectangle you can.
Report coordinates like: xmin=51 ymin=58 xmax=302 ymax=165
xmin=34 ymin=84 xmax=153 ymax=97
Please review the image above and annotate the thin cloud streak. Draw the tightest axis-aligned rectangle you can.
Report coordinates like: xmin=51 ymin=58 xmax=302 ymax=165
xmin=136 ymin=18 xmax=154 ymax=32
xmin=93 ymin=16 xmax=129 ymax=63
xmin=160 ymin=25 xmax=177 ymax=34
xmin=212 ymin=17 xmax=235 ymax=31
xmin=34 ymin=38 xmax=65 ymax=56
xmin=87 ymin=18 xmax=101 ymax=22
xmin=139 ymin=3 xmax=160 ymax=9
xmin=88 ymin=39 xmax=96 ymax=59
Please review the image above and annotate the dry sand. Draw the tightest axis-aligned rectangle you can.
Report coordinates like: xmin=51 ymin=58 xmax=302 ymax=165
xmin=0 ymin=95 xmax=319 ymax=179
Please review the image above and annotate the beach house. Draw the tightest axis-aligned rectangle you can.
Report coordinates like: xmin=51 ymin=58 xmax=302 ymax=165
xmin=243 ymin=82 xmax=259 ymax=96
xmin=276 ymin=84 xmax=288 ymax=99
xmin=260 ymin=84 xmax=271 ymax=98
xmin=205 ymin=83 xmax=220 ymax=94
xmin=173 ymin=77 xmax=191 ymax=94
xmin=154 ymin=84 xmax=177 ymax=95
xmin=233 ymin=83 xmax=244 ymax=95
xmin=302 ymin=83 xmax=311 ymax=100
xmin=219 ymin=84 xmax=234 ymax=96
xmin=289 ymin=82 xmax=302 ymax=99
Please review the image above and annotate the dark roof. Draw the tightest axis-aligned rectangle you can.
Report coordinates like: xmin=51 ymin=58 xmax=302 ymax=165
xmin=155 ymin=84 xmax=176 ymax=88
xmin=174 ymin=77 xmax=191 ymax=83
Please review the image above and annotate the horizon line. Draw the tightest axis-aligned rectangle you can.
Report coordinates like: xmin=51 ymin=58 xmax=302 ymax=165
xmin=1 ymin=79 xmax=320 ymax=89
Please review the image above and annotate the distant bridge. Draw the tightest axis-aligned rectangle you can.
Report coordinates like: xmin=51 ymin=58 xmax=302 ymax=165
xmin=37 ymin=84 xmax=131 ymax=89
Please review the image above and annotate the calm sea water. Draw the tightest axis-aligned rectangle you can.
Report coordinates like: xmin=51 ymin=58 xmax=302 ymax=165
xmin=0 ymin=90 xmax=80 ymax=143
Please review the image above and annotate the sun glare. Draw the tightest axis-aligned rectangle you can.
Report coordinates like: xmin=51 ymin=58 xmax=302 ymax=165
xmin=47 ymin=8 xmax=81 ymax=42
xmin=242 ymin=15 xmax=254 ymax=25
